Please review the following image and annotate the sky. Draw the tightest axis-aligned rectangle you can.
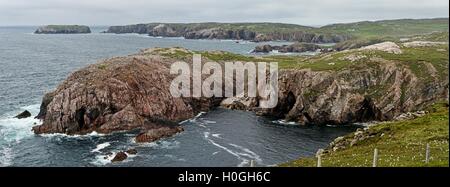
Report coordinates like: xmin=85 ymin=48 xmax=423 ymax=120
xmin=0 ymin=0 xmax=448 ymax=26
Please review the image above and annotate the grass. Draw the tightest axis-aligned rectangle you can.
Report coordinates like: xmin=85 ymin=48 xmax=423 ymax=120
xmin=280 ymin=102 xmax=449 ymax=167
xmin=320 ymin=18 xmax=449 ymax=39
xmin=150 ymin=43 xmax=448 ymax=78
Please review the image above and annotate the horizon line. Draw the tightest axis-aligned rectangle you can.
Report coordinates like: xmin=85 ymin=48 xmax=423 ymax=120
xmin=0 ymin=17 xmax=448 ymax=28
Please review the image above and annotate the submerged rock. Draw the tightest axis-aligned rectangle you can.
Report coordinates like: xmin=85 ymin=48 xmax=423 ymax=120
xmin=15 ymin=110 xmax=31 ymax=119
xmin=34 ymin=25 xmax=91 ymax=34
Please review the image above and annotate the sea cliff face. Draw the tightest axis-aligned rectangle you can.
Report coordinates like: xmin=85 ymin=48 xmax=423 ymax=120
xmin=33 ymin=48 xmax=221 ymax=141
xmin=34 ymin=25 xmax=91 ymax=34
xmin=33 ymin=43 xmax=448 ymax=140
xmin=104 ymin=23 xmax=350 ymax=43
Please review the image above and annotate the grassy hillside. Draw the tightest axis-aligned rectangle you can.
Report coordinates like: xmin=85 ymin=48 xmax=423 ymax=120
xmin=319 ymin=18 xmax=449 ymax=39
xmin=280 ymin=102 xmax=449 ymax=167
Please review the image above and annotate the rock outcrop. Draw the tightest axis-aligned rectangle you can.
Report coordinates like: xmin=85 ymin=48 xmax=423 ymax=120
xmin=135 ymin=126 xmax=184 ymax=143
xmin=256 ymin=63 xmax=448 ymax=125
xmin=15 ymin=110 xmax=31 ymax=119
xmin=32 ymin=48 xmax=220 ymax=142
xmin=34 ymin=25 xmax=91 ymax=34
xmin=359 ymin=42 xmax=402 ymax=54
xmin=111 ymin=152 xmax=127 ymax=162
xmin=252 ymin=43 xmax=322 ymax=53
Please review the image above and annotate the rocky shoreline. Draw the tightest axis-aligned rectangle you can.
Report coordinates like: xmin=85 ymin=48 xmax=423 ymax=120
xmin=32 ymin=42 xmax=448 ymax=145
xmin=252 ymin=43 xmax=326 ymax=53
xmin=104 ymin=23 xmax=350 ymax=43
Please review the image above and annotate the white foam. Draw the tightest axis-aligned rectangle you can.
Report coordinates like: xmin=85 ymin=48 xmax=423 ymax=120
xmin=212 ymin=133 xmax=221 ymax=138
xmin=91 ymin=152 xmax=114 ymax=166
xmin=204 ymin=120 xmax=216 ymax=124
xmin=91 ymin=142 xmax=111 ymax=153
xmin=272 ymin=119 xmax=298 ymax=125
xmin=179 ymin=111 xmax=206 ymax=124
xmin=39 ymin=131 xmax=105 ymax=139
xmin=229 ymin=143 xmax=262 ymax=163
xmin=0 ymin=104 xmax=42 ymax=167
xmin=90 ymin=150 xmax=138 ymax=166
xmin=203 ymin=132 xmax=263 ymax=167
xmin=159 ymin=140 xmax=180 ymax=149
xmin=0 ymin=146 xmax=13 ymax=167
xmin=0 ymin=104 xmax=41 ymax=144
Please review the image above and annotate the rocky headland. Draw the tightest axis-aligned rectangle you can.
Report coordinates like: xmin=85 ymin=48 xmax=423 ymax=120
xmin=33 ymin=48 xmax=221 ymax=142
xmin=104 ymin=23 xmax=350 ymax=43
xmin=34 ymin=25 xmax=91 ymax=34
xmin=32 ymin=41 xmax=448 ymax=143
xmin=103 ymin=18 xmax=448 ymax=44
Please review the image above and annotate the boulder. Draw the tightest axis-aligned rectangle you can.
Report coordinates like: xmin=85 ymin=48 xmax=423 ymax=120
xmin=15 ymin=110 xmax=31 ymax=119
xmin=252 ymin=45 xmax=273 ymax=53
xmin=111 ymin=152 xmax=127 ymax=162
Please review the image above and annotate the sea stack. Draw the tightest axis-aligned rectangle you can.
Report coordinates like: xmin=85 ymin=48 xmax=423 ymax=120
xmin=34 ymin=25 xmax=91 ymax=34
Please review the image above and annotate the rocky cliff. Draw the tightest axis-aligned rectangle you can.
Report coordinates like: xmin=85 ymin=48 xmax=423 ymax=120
xmin=33 ymin=48 xmax=220 ymax=141
xmin=34 ymin=25 xmax=91 ymax=34
xmin=248 ymin=42 xmax=448 ymax=125
xmin=104 ymin=23 xmax=350 ymax=43
xmin=33 ymin=43 xmax=448 ymax=140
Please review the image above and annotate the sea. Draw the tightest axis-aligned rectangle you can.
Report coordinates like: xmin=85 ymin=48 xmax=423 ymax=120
xmin=0 ymin=26 xmax=357 ymax=167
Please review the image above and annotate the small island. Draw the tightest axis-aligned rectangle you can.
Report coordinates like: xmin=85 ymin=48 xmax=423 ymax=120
xmin=34 ymin=25 xmax=91 ymax=34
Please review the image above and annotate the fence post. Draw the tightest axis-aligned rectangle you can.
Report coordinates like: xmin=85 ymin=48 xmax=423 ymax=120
xmin=425 ymin=143 xmax=430 ymax=164
xmin=317 ymin=155 xmax=322 ymax=167
xmin=372 ymin=148 xmax=378 ymax=167
xmin=250 ymin=160 xmax=255 ymax=167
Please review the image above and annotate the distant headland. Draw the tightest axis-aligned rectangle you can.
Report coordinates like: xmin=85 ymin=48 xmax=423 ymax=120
xmin=34 ymin=25 xmax=91 ymax=34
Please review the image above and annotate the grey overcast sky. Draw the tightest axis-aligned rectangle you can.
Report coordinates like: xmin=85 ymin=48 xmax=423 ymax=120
xmin=0 ymin=0 xmax=448 ymax=26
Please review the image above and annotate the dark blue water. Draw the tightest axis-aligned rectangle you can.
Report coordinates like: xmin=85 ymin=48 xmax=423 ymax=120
xmin=0 ymin=26 xmax=356 ymax=167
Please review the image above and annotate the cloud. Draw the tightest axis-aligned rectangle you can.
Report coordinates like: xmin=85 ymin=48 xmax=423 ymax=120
xmin=0 ymin=0 xmax=448 ymax=26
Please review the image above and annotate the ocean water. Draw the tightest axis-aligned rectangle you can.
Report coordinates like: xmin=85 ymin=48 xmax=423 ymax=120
xmin=0 ymin=26 xmax=357 ymax=167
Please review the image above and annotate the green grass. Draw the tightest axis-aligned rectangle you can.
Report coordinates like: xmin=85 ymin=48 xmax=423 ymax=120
xmin=149 ymin=42 xmax=448 ymax=79
xmin=320 ymin=18 xmax=449 ymax=39
xmin=280 ymin=102 xmax=449 ymax=167
xmin=198 ymin=51 xmax=259 ymax=62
